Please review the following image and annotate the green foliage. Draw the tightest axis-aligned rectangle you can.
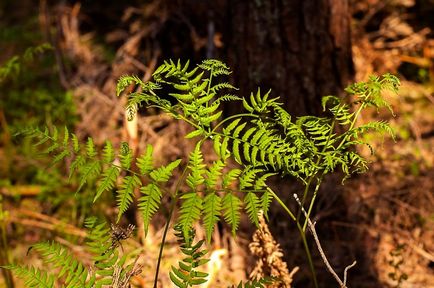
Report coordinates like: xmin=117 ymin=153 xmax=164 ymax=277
xmin=3 ymin=219 xmax=137 ymax=288
xmin=0 ymin=43 xmax=52 ymax=83
xmin=170 ymin=225 xmax=209 ymax=288
xmin=20 ymin=59 xmax=398 ymax=287
xmin=25 ymin=59 xmax=399 ymax=238
xmin=232 ymin=277 xmax=277 ymax=288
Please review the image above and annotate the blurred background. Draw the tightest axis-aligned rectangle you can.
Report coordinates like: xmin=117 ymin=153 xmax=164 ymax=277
xmin=0 ymin=0 xmax=433 ymax=287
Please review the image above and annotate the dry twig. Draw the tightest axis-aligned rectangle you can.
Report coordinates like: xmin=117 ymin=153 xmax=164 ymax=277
xmin=294 ymin=194 xmax=356 ymax=288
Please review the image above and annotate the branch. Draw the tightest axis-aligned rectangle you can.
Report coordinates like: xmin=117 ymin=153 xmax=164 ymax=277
xmin=293 ymin=194 xmax=356 ymax=288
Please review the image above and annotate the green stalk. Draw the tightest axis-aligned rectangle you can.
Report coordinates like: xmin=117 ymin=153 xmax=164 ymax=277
xmin=152 ymin=197 xmax=176 ymax=288
xmin=335 ymin=103 xmax=365 ymax=151
xmin=296 ymin=177 xmax=314 ymax=223
xmin=267 ymin=188 xmax=318 ymax=288
xmin=153 ymin=166 xmax=189 ymax=288
xmin=303 ymin=175 xmax=323 ymax=232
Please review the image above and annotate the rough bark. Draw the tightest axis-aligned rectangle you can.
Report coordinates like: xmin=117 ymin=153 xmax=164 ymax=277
xmin=225 ymin=0 xmax=353 ymax=117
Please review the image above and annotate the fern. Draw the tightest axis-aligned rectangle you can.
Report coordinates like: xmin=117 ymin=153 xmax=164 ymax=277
xmin=232 ymin=277 xmax=277 ymax=288
xmin=21 ymin=59 xmax=399 ymax=288
xmin=116 ymin=175 xmax=141 ymax=222
xmin=4 ymin=219 xmax=137 ymax=288
xmin=138 ymin=183 xmax=162 ymax=235
xmin=170 ymin=225 xmax=209 ymax=288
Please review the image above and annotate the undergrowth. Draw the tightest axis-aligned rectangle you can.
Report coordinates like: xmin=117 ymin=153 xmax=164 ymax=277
xmin=4 ymin=59 xmax=399 ymax=287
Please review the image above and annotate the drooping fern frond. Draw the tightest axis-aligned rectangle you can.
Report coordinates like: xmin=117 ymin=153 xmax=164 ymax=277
xmin=170 ymin=225 xmax=209 ymax=288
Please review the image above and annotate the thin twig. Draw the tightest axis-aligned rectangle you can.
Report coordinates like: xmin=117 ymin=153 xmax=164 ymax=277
xmin=294 ymin=194 xmax=356 ymax=288
xmin=343 ymin=261 xmax=357 ymax=286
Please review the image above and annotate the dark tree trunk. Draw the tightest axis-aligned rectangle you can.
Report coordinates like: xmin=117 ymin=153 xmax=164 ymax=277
xmin=225 ymin=0 xmax=353 ymax=117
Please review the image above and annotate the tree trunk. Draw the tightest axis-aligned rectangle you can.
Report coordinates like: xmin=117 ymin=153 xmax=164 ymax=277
xmin=225 ymin=0 xmax=353 ymax=117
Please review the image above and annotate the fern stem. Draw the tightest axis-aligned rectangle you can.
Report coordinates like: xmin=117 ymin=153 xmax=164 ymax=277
xmin=303 ymin=175 xmax=324 ymax=232
xmin=296 ymin=177 xmax=314 ymax=223
xmin=266 ymin=187 xmax=295 ymax=221
xmin=153 ymin=166 xmax=189 ymax=288
xmin=206 ymin=68 xmax=213 ymax=105
xmin=335 ymin=103 xmax=365 ymax=151
xmin=153 ymin=198 xmax=175 ymax=288
xmin=267 ymin=187 xmax=318 ymax=288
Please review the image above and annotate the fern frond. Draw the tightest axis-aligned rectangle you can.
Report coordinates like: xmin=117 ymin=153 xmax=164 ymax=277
xmin=244 ymin=192 xmax=260 ymax=227
xmin=94 ymin=166 xmax=120 ymax=202
xmin=204 ymin=160 xmax=224 ymax=190
xmin=76 ymin=160 xmax=101 ymax=193
xmin=170 ymin=225 xmax=209 ymax=288
xmin=222 ymin=169 xmax=242 ymax=188
xmin=214 ymin=94 xmax=242 ymax=105
xmin=260 ymin=190 xmax=273 ymax=220
xmin=86 ymin=137 xmax=97 ymax=158
xmin=138 ymin=183 xmax=162 ymax=235
xmin=102 ymin=141 xmax=115 ymax=163
xmin=136 ymin=144 xmax=154 ymax=175
xmin=179 ymin=192 xmax=203 ymax=240
xmin=116 ymin=175 xmax=141 ymax=222
xmin=119 ymin=142 xmax=133 ymax=170
xmin=232 ymin=277 xmax=276 ymax=288
xmin=32 ymin=241 xmax=89 ymax=287
xmin=150 ymin=159 xmax=182 ymax=182
xmin=198 ymin=59 xmax=231 ymax=76
xmin=186 ymin=144 xmax=206 ymax=189
xmin=203 ymin=192 xmax=222 ymax=242
xmin=3 ymin=265 xmax=55 ymax=288
xmin=222 ymin=193 xmax=242 ymax=235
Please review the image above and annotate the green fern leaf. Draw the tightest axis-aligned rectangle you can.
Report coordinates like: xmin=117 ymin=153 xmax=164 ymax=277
xmin=69 ymin=155 xmax=85 ymax=180
xmin=102 ymin=141 xmax=115 ymax=163
xmin=223 ymin=118 xmax=242 ymax=134
xmin=86 ymin=137 xmax=97 ymax=158
xmin=76 ymin=160 xmax=101 ymax=193
xmin=222 ymin=169 xmax=242 ymax=188
xmin=136 ymin=144 xmax=154 ymax=175
xmin=71 ymin=133 xmax=80 ymax=153
xmin=138 ymin=183 xmax=162 ymax=235
xmin=186 ymin=144 xmax=206 ymax=189
xmin=120 ymin=142 xmax=133 ymax=170
xmin=204 ymin=160 xmax=224 ymax=189
xmin=116 ymin=175 xmax=141 ymax=222
xmin=150 ymin=159 xmax=182 ymax=182
xmin=179 ymin=192 xmax=203 ymax=240
xmin=4 ymin=265 xmax=55 ymax=288
xmin=94 ymin=166 xmax=120 ymax=202
xmin=185 ymin=129 xmax=204 ymax=139
xmin=244 ymin=192 xmax=260 ymax=227
xmin=260 ymin=190 xmax=272 ymax=220
xmin=203 ymin=192 xmax=222 ymax=242
xmin=222 ymin=193 xmax=242 ymax=234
